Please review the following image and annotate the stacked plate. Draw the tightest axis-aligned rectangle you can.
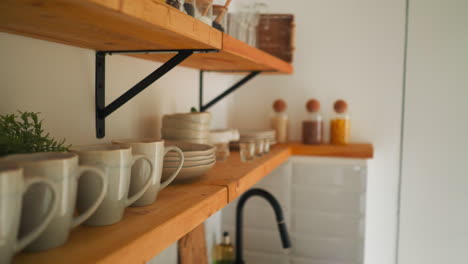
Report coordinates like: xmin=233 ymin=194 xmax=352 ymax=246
xmin=162 ymin=141 xmax=216 ymax=183
xmin=161 ymin=112 xmax=211 ymax=144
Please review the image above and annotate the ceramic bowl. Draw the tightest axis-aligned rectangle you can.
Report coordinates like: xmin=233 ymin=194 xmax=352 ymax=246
xmin=161 ymin=127 xmax=209 ymax=139
xmin=162 ymin=161 xmax=216 ymax=183
xmin=164 ymin=141 xmax=215 ymax=157
xmin=162 ymin=117 xmax=210 ymax=131
xmin=163 ymin=112 xmax=211 ymax=125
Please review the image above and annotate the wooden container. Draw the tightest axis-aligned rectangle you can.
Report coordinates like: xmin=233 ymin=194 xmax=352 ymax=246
xmin=257 ymin=14 xmax=295 ymax=62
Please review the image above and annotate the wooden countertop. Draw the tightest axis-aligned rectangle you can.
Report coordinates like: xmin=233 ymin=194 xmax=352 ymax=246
xmin=15 ymin=143 xmax=372 ymax=264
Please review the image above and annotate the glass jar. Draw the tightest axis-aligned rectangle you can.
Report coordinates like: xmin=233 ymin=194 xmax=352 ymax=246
xmin=302 ymin=98 xmax=324 ymax=145
xmin=271 ymin=100 xmax=288 ymax=144
xmin=214 ymin=142 xmax=230 ymax=162
xmin=166 ymin=0 xmax=183 ymax=11
xmin=183 ymin=0 xmax=195 ymax=16
xmin=195 ymin=0 xmax=213 ymax=25
xmin=330 ymin=100 xmax=350 ymax=145
xmin=239 ymin=140 xmax=256 ymax=163
xmin=212 ymin=5 xmax=228 ymax=32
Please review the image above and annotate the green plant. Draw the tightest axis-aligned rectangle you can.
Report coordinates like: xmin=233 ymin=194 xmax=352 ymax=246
xmin=0 ymin=111 xmax=71 ymax=157
xmin=190 ymin=107 xmax=198 ymax=112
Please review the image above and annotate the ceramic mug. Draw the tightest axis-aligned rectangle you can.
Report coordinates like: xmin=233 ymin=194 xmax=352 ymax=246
xmin=0 ymin=152 xmax=107 ymax=252
xmin=0 ymin=165 xmax=58 ymax=263
xmin=111 ymin=138 xmax=184 ymax=206
xmin=70 ymin=144 xmax=154 ymax=225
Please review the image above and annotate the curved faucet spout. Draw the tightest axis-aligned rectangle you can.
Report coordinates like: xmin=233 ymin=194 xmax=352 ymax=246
xmin=235 ymin=188 xmax=291 ymax=264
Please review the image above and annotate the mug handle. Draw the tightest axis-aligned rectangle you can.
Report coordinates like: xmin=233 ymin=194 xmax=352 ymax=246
xmin=15 ymin=178 xmax=59 ymax=252
xmin=72 ymin=166 xmax=108 ymax=228
xmin=125 ymin=155 xmax=154 ymax=207
xmin=160 ymin=146 xmax=184 ymax=190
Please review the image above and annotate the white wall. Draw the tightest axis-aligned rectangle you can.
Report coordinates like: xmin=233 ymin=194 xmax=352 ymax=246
xmin=0 ymin=33 xmax=233 ymax=263
xmin=228 ymin=1 xmax=406 ymax=263
xmin=398 ymin=0 xmax=468 ymax=263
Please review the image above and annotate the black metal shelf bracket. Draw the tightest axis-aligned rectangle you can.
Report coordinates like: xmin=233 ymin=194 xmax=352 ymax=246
xmin=95 ymin=49 xmax=217 ymax=138
xmin=198 ymin=70 xmax=261 ymax=112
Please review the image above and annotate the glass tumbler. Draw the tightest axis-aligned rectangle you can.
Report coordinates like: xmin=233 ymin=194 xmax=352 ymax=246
xmin=255 ymin=138 xmax=265 ymax=157
xmin=263 ymin=138 xmax=271 ymax=153
xmin=240 ymin=141 xmax=256 ymax=163
xmin=214 ymin=142 xmax=230 ymax=162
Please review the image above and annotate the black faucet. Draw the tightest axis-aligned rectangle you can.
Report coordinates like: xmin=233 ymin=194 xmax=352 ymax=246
xmin=234 ymin=188 xmax=291 ymax=264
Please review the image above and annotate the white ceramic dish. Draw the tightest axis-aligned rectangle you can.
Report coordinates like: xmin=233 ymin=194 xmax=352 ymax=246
xmin=209 ymin=129 xmax=240 ymax=144
xmin=162 ymin=161 xmax=216 ymax=183
xmin=164 ymin=153 xmax=215 ymax=162
xmin=164 ymin=141 xmax=215 ymax=157
xmin=163 ymin=157 xmax=215 ymax=167
xmin=239 ymin=129 xmax=276 ymax=140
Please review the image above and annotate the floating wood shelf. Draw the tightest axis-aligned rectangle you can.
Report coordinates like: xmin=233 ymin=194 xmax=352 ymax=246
xmin=0 ymin=0 xmax=293 ymax=73
xmin=14 ymin=143 xmax=372 ymax=264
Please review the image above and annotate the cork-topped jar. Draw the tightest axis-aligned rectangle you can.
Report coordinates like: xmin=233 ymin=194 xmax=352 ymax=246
xmin=302 ymin=99 xmax=324 ymax=145
xmin=330 ymin=99 xmax=350 ymax=145
xmin=271 ymin=99 xmax=288 ymax=144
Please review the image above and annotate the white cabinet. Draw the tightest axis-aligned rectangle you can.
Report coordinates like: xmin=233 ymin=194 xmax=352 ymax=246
xmin=221 ymin=157 xmax=368 ymax=264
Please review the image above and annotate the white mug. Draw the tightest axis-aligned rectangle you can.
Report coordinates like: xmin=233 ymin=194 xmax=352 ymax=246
xmin=112 ymin=138 xmax=184 ymax=206
xmin=0 ymin=165 xmax=58 ymax=263
xmin=70 ymin=144 xmax=154 ymax=225
xmin=0 ymin=152 xmax=107 ymax=251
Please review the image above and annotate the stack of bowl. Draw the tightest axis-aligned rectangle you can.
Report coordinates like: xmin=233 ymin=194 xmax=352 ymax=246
xmin=161 ymin=112 xmax=211 ymax=144
xmin=162 ymin=141 xmax=216 ymax=183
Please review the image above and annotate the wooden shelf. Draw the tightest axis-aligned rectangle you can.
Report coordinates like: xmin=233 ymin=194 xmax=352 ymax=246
xmin=16 ymin=184 xmax=227 ymax=264
xmin=14 ymin=143 xmax=372 ymax=264
xmin=288 ymin=143 xmax=374 ymax=159
xmin=0 ymin=0 xmax=293 ymax=73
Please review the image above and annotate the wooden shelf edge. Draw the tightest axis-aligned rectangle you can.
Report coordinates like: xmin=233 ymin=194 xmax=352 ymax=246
xmin=0 ymin=0 xmax=222 ymax=52
xmin=15 ymin=185 xmax=227 ymax=264
xmin=287 ymin=143 xmax=374 ymax=159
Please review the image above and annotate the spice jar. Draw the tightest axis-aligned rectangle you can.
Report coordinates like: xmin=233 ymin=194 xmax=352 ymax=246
xmin=302 ymin=99 xmax=324 ymax=145
xmin=166 ymin=0 xmax=182 ymax=10
xmin=183 ymin=0 xmax=195 ymax=16
xmin=212 ymin=5 xmax=228 ymax=32
xmin=195 ymin=0 xmax=213 ymax=25
xmin=330 ymin=99 xmax=350 ymax=145
xmin=271 ymin=99 xmax=288 ymax=144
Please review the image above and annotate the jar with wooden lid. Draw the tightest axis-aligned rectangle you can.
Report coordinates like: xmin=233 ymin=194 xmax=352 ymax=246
xmin=302 ymin=99 xmax=324 ymax=145
xmin=271 ymin=99 xmax=288 ymax=144
xmin=330 ymin=99 xmax=350 ymax=145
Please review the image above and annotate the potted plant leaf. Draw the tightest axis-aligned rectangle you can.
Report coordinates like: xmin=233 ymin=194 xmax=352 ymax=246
xmin=0 ymin=111 xmax=71 ymax=157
